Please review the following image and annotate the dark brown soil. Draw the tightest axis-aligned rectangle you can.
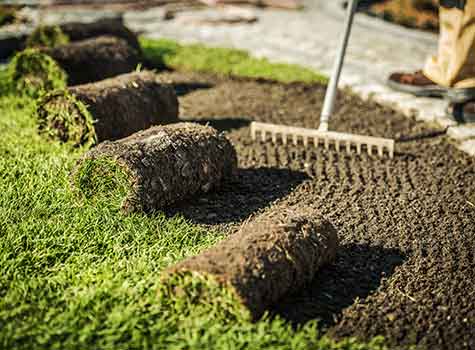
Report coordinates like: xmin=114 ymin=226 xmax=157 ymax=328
xmin=39 ymin=36 xmax=140 ymax=85
xmin=164 ymin=209 xmax=338 ymax=320
xmin=160 ymin=71 xmax=475 ymax=350
xmin=73 ymin=122 xmax=237 ymax=213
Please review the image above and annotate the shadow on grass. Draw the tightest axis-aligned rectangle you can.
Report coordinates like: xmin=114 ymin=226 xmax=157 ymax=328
xmin=273 ymin=243 xmax=405 ymax=329
xmin=165 ymin=167 xmax=308 ymax=225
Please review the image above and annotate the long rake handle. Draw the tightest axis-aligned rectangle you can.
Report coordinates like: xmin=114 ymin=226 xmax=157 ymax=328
xmin=319 ymin=0 xmax=358 ymax=131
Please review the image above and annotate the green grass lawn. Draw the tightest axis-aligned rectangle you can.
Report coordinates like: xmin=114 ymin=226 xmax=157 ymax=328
xmin=0 ymin=38 xmax=385 ymax=350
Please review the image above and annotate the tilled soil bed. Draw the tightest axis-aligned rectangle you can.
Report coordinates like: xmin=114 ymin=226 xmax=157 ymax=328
xmin=161 ymin=70 xmax=474 ymax=350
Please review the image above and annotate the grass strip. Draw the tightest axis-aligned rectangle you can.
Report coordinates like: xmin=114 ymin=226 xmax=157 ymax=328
xmin=140 ymin=37 xmax=328 ymax=84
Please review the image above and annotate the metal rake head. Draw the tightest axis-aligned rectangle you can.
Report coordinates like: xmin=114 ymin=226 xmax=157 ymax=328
xmin=250 ymin=122 xmax=395 ymax=158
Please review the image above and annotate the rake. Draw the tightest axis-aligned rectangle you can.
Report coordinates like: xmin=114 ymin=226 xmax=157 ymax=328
xmin=250 ymin=0 xmax=395 ymax=158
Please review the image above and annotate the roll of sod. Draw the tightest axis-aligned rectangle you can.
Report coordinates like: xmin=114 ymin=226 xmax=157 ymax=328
xmin=38 ymin=36 xmax=141 ymax=85
xmin=71 ymin=122 xmax=237 ymax=213
xmin=60 ymin=18 xmax=140 ymax=51
xmin=27 ymin=18 xmax=140 ymax=52
xmin=37 ymin=70 xmax=179 ymax=146
xmin=5 ymin=48 xmax=67 ymax=97
xmin=160 ymin=211 xmax=339 ymax=320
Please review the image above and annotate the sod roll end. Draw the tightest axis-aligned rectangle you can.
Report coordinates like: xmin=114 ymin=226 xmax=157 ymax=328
xmin=161 ymin=211 xmax=339 ymax=320
xmin=71 ymin=122 xmax=237 ymax=212
xmin=6 ymin=48 xmax=67 ymax=97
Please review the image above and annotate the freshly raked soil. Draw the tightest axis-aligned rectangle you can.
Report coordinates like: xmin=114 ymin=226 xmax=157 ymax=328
xmin=161 ymin=70 xmax=474 ymax=350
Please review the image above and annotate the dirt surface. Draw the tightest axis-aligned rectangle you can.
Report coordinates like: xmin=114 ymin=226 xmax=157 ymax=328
xmin=160 ymin=70 xmax=475 ymax=349
xmin=164 ymin=209 xmax=338 ymax=320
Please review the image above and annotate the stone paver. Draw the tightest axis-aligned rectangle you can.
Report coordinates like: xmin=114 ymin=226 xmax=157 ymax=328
xmin=2 ymin=1 xmax=475 ymax=155
xmin=447 ymin=125 xmax=475 ymax=140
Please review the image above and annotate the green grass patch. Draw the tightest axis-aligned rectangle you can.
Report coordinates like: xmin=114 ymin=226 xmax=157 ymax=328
xmin=72 ymin=157 xmax=133 ymax=210
xmin=36 ymin=90 xmax=96 ymax=147
xmin=0 ymin=44 xmax=386 ymax=349
xmin=26 ymin=25 xmax=70 ymax=48
xmin=141 ymin=37 xmax=327 ymax=84
xmin=159 ymin=271 xmax=252 ymax=322
xmin=5 ymin=49 xmax=67 ymax=98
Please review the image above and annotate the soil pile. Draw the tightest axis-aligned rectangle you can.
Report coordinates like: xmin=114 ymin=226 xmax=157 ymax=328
xmin=162 ymin=209 xmax=338 ymax=320
xmin=37 ymin=70 xmax=179 ymax=146
xmin=72 ymin=122 xmax=237 ymax=213
xmin=160 ymin=71 xmax=475 ymax=350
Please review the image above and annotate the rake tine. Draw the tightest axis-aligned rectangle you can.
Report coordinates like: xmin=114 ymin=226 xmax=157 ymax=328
xmin=249 ymin=122 xmax=395 ymax=159
xmin=292 ymin=135 xmax=297 ymax=146
xmin=282 ymin=133 xmax=288 ymax=145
